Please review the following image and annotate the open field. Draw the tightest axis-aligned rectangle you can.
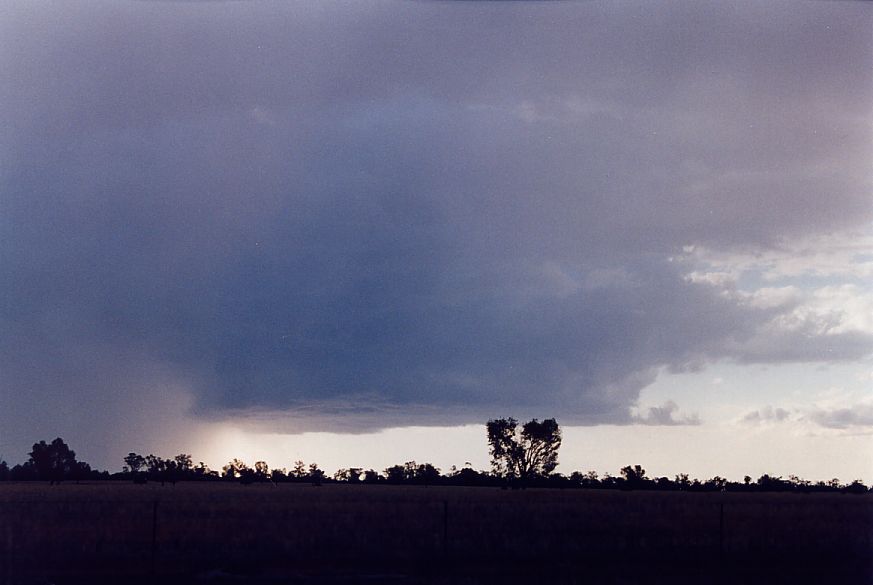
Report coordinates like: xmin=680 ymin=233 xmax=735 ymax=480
xmin=1 ymin=482 xmax=871 ymax=584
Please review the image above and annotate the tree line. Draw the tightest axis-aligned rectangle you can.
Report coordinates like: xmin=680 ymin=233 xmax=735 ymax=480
xmin=1 ymin=418 xmax=869 ymax=494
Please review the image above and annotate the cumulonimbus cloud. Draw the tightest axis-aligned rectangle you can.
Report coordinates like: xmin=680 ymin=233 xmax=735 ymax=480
xmin=0 ymin=0 xmax=870 ymax=456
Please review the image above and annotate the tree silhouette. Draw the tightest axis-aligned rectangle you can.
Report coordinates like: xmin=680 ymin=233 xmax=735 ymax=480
xmin=222 ymin=458 xmax=249 ymax=480
xmin=5 ymin=434 xmax=868 ymax=493
xmin=620 ymin=464 xmax=648 ymax=489
xmin=384 ymin=464 xmax=406 ymax=484
xmin=486 ymin=418 xmax=561 ymax=480
xmin=292 ymin=460 xmax=307 ymax=479
xmin=124 ymin=453 xmax=146 ymax=474
xmin=254 ymin=461 xmax=270 ymax=481
xmin=174 ymin=454 xmax=193 ymax=473
xmin=410 ymin=462 xmax=441 ymax=485
xmin=308 ymin=462 xmax=324 ymax=486
xmin=145 ymin=454 xmax=165 ymax=475
xmin=448 ymin=465 xmax=487 ymax=486
xmin=333 ymin=468 xmax=363 ymax=482
xmin=28 ymin=438 xmax=79 ymax=484
xmin=844 ymin=480 xmax=868 ymax=494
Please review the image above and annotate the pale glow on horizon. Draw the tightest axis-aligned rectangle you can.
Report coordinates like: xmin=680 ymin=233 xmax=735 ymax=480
xmin=65 ymin=362 xmax=871 ymax=485
xmin=185 ymin=418 xmax=872 ymax=484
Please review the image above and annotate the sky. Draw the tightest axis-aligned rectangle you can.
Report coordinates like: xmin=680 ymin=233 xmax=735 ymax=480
xmin=1 ymin=0 xmax=871 ymax=482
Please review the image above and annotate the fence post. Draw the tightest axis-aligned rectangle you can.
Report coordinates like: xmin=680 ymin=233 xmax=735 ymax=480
xmin=151 ymin=500 xmax=159 ymax=578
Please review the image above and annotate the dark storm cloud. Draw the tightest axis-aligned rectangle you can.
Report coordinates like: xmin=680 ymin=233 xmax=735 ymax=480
xmin=1 ymin=0 xmax=871 ymax=450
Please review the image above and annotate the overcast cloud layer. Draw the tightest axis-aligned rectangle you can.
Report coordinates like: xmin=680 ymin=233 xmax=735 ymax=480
xmin=1 ymin=1 xmax=871 ymax=452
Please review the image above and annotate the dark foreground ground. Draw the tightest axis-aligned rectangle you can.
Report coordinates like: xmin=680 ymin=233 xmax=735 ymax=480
xmin=1 ymin=482 xmax=870 ymax=585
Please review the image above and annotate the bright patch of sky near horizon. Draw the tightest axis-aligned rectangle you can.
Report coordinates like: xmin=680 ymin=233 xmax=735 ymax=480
xmin=0 ymin=0 xmax=871 ymax=481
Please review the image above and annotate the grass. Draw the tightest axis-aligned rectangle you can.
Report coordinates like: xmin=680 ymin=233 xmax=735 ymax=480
xmin=0 ymin=482 xmax=870 ymax=584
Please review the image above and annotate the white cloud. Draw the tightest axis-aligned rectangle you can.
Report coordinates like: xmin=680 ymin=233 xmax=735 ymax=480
xmin=805 ymin=285 xmax=873 ymax=335
xmin=678 ymin=228 xmax=873 ymax=365
xmin=741 ymin=405 xmax=793 ymax=425
xmin=685 ymin=271 xmax=736 ymax=288
xmin=807 ymin=403 xmax=873 ymax=429
xmin=632 ymin=400 xmax=701 ymax=426
xmin=740 ymin=393 xmax=873 ymax=432
xmin=745 ymin=286 xmax=802 ymax=310
xmin=681 ymin=230 xmax=873 ymax=283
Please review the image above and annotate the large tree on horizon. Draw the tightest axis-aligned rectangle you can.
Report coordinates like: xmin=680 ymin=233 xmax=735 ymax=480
xmin=486 ymin=418 xmax=562 ymax=480
xmin=28 ymin=438 xmax=82 ymax=483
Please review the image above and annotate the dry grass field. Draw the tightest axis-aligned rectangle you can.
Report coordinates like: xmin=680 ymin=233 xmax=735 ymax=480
xmin=1 ymin=482 xmax=870 ymax=584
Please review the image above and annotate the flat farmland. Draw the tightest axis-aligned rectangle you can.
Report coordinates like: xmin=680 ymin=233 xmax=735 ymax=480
xmin=0 ymin=482 xmax=870 ymax=584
